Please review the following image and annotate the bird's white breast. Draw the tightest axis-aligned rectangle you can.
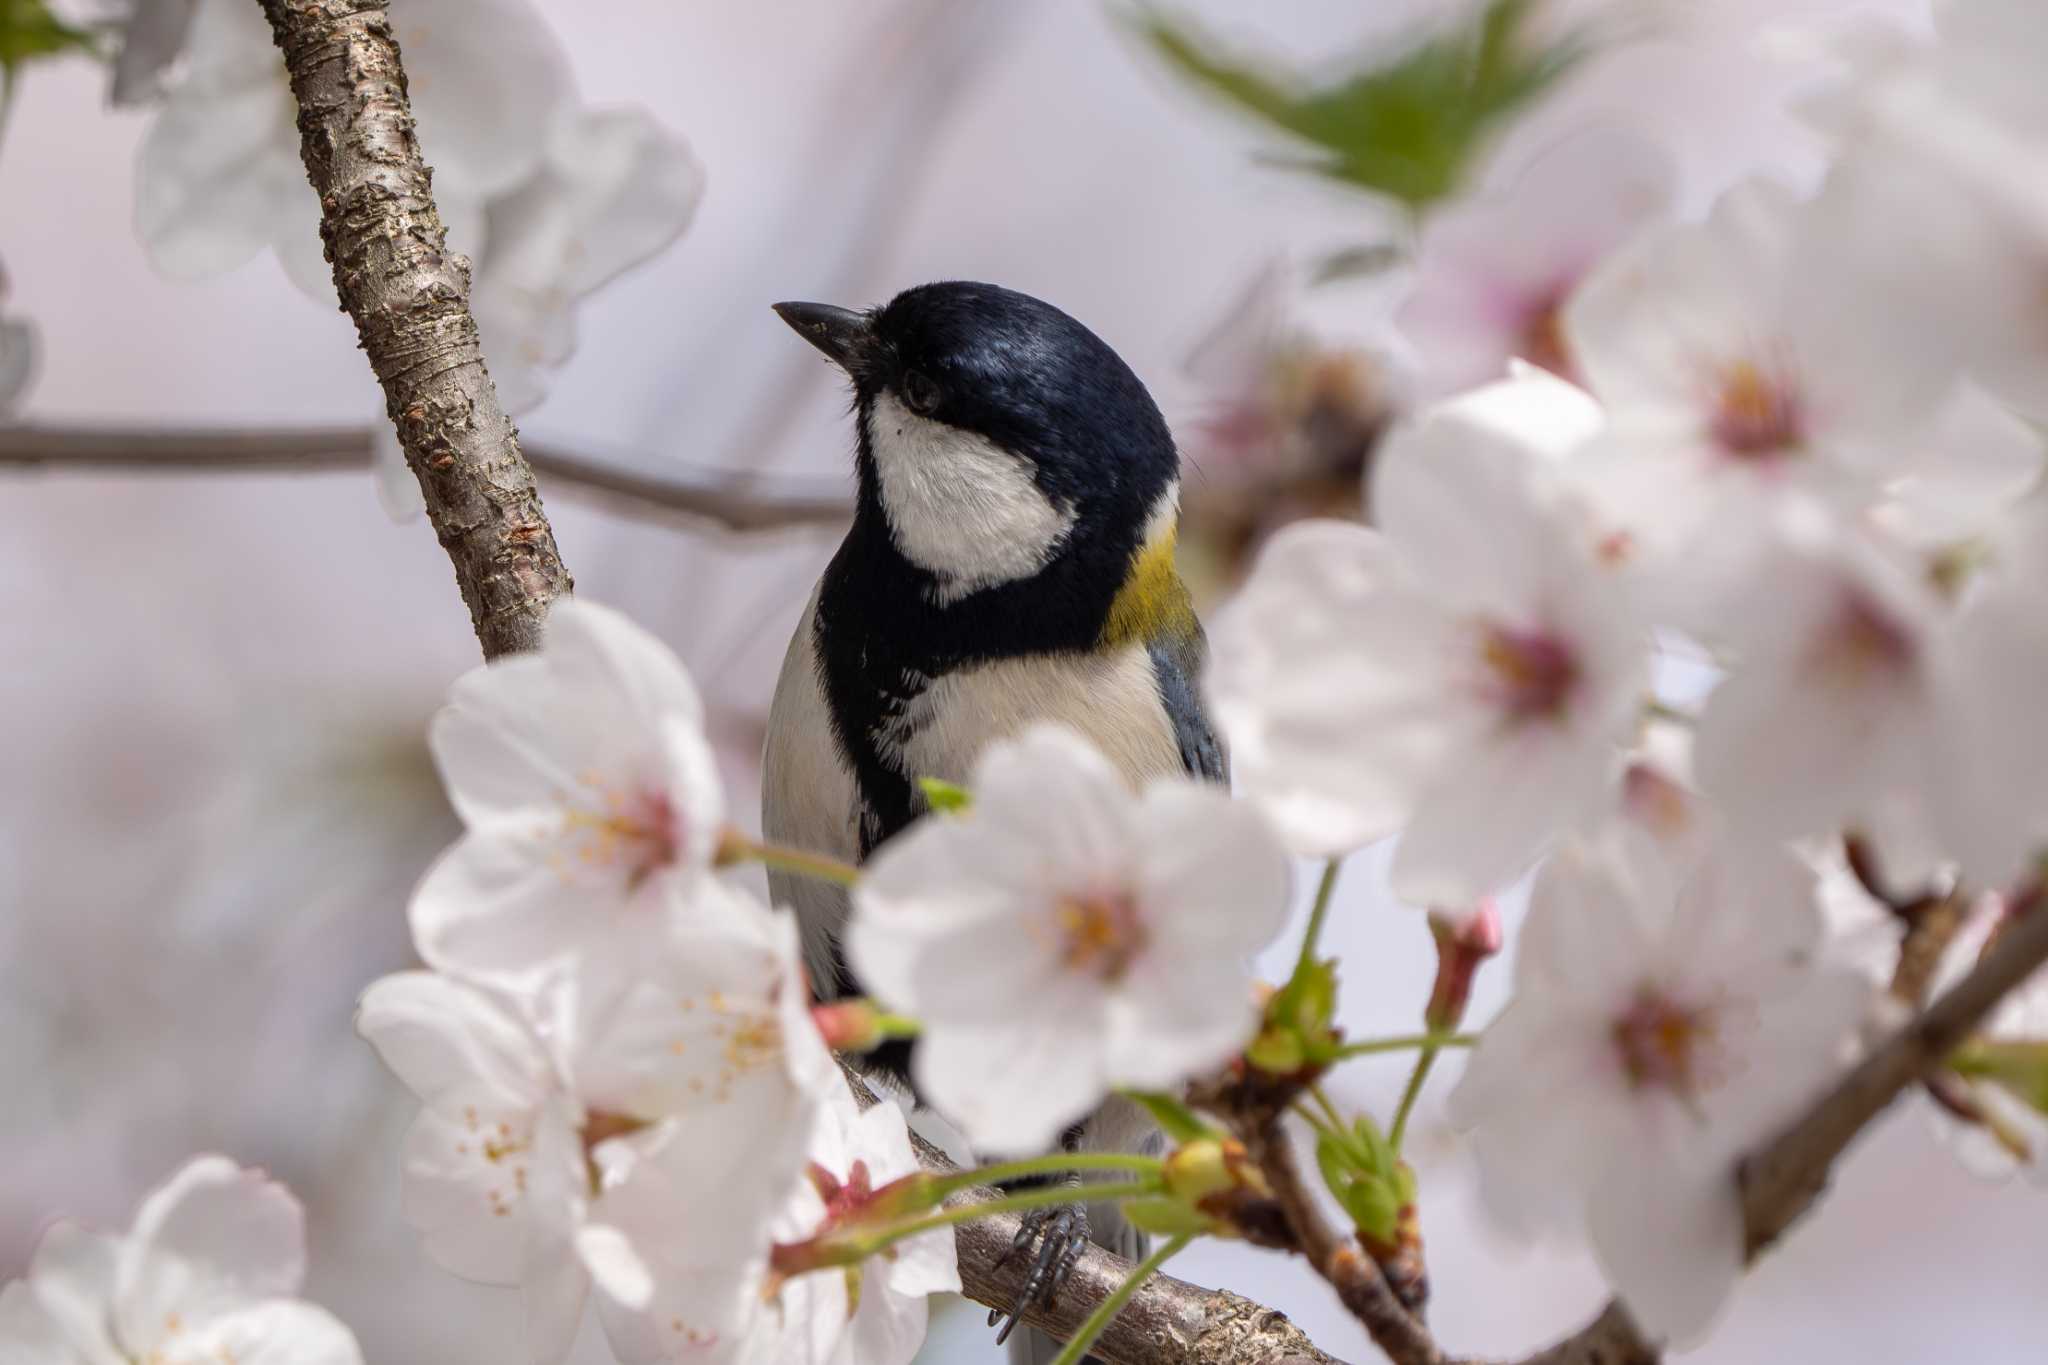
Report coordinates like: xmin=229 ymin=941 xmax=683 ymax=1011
xmin=865 ymin=391 xmax=1076 ymax=605
xmin=889 ymin=643 xmax=1184 ymax=792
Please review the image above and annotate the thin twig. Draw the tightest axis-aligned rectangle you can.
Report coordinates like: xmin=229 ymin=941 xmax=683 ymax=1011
xmin=0 ymin=424 xmax=853 ymax=533
xmin=258 ymin=0 xmax=569 ymax=658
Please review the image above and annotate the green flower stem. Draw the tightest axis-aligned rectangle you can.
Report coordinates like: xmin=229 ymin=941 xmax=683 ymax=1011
xmin=1047 ymin=1233 xmax=1195 ymax=1365
xmin=721 ymin=833 xmax=862 ymax=887
xmin=1388 ymin=1045 xmax=1442 ymax=1152
xmin=1333 ymin=1031 xmax=1476 ymax=1060
xmin=857 ymin=1180 xmax=1164 ymax=1253
xmin=1293 ymin=857 xmax=1345 ymax=979
xmin=924 ymin=1152 xmax=1165 ymax=1203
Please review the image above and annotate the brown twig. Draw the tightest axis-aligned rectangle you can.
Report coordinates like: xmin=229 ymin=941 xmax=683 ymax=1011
xmin=1246 ymin=1116 xmax=1446 ymax=1365
xmin=0 ymin=424 xmax=854 ymax=534
xmin=257 ymin=0 xmax=569 ymax=659
xmin=846 ymin=1065 xmax=1347 ymax=1365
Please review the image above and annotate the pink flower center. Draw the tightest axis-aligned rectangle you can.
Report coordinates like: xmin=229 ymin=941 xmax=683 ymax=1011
xmin=1478 ymin=624 xmax=1580 ymax=723
xmin=565 ymin=777 xmax=681 ymax=889
xmin=1516 ymin=291 xmax=1576 ymax=382
xmin=1055 ymin=890 xmax=1147 ymax=982
xmin=1807 ymin=587 xmax=1916 ymax=690
xmin=1710 ymin=360 xmax=1804 ymax=459
xmin=1611 ymin=988 xmax=1722 ymax=1098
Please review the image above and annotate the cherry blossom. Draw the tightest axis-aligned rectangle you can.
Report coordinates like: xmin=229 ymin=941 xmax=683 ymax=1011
xmin=408 ymin=598 xmax=726 ymax=999
xmin=1797 ymin=0 xmax=2048 ymax=423
xmin=359 ymin=891 xmax=835 ymax=1365
xmin=1209 ymin=367 xmax=1649 ymax=902
xmin=1175 ymin=263 xmax=1393 ymax=579
xmin=1448 ymin=830 xmax=1868 ymax=1344
xmin=581 ymin=1088 xmax=956 ymax=1365
xmin=0 ymin=1155 xmax=363 ymax=1364
xmin=1692 ymin=505 xmax=1949 ymax=860
xmin=1398 ymin=126 xmax=1675 ymax=397
xmin=846 ymin=725 xmax=1292 ymax=1155
xmin=1561 ymin=177 xmax=1945 ymax=616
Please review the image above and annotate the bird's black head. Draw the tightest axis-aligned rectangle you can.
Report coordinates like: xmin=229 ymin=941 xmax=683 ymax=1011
xmin=773 ymin=282 xmax=1182 ymax=610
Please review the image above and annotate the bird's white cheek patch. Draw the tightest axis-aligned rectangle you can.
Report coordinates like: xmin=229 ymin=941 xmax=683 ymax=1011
xmin=867 ymin=392 xmax=1075 ymax=604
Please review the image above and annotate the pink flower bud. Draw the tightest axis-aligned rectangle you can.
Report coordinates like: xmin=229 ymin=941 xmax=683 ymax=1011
xmin=1425 ymin=899 xmax=1502 ymax=1033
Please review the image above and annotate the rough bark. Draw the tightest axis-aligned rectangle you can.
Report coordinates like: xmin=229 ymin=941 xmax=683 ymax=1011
xmin=0 ymin=424 xmax=853 ymax=533
xmin=257 ymin=0 xmax=568 ymax=659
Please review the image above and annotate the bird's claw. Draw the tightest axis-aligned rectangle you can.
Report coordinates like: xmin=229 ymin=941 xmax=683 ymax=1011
xmin=987 ymin=1201 xmax=1090 ymax=1346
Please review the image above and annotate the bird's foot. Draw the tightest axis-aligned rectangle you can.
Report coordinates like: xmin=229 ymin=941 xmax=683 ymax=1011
xmin=986 ymin=1199 xmax=1090 ymax=1346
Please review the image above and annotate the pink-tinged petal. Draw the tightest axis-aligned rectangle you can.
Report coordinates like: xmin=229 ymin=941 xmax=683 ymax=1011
xmin=1400 ymin=127 xmax=1673 ymax=396
xmin=542 ymin=600 xmax=707 ymax=739
xmin=0 ymin=1281 xmax=98 ymax=1365
xmin=1586 ymin=1161 xmax=1743 ymax=1348
xmin=355 ymin=971 xmax=550 ymax=1112
xmin=399 ymin=1096 xmax=572 ymax=1286
xmin=1209 ymin=520 xmax=1466 ymax=856
xmin=1099 ymin=959 xmax=1259 ymax=1093
xmin=174 ymin=1300 xmax=364 ymax=1365
xmin=21 ymin=1224 xmax=121 ymax=1363
xmin=971 ymin=727 xmax=1141 ymax=886
xmin=396 ymin=0 xmax=573 ymax=198
xmin=430 ymin=654 xmax=586 ymax=828
xmin=1393 ymin=718 xmax=1619 ymax=906
xmin=1132 ymin=783 xmax=1291 ymax=957
xmin=520 ymin=1230 xmax=590 ymax=1365
xmin=915 ymin=981 xmax=1110 ymax=1156
xmin=135 ymin=84 xmax=302 ymax=279
xmin=115 ymin=1157 xmax=306 ymax=1351
xmin=1370 ymin=375 xmax=1600 ymax=617
xmin=1510 ymin=835 xmax=1665 ymax=1000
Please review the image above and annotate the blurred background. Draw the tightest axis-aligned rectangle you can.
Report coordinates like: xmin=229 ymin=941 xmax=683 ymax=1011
xmin=4 ymin=0 xmax=2044 ymax=1360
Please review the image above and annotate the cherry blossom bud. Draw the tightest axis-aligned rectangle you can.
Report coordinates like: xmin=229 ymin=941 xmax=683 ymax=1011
xmin=810 ymin=999 xmax=920 ymax=1054
xmin=1424 ymin=899 xmax=1503 ymax=1033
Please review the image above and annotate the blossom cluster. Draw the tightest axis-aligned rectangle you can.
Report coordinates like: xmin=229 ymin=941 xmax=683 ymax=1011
xmin=120 ymin=0 xmax=703 ymax=514
xmin=358 ymin=599 xmax=944 ymax=1364
xmin=1 ymin=1155 xmax=364 ymax=1362
xmin=352 ymin=596 xmax=1305 ymax=1363
xmin=1197 ymin=0 xmax=2048 ymax=1343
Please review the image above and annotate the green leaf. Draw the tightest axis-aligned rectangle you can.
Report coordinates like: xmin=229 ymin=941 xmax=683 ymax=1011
xmin=1135 ymin=0 xmax=1591 ymax=211
xmin=1339 ymin=1174 xmax=1403 ymax=1243
xmin=1951 ymin=1038 xmax=2048 ymax=1112
xmin=0 ymin=0 xmax=97 ymax=73
xmin=1125 ymin=1090 xmax=1221 ymax=1143
xmin=915 ymin=776 xmax=973 ymax=814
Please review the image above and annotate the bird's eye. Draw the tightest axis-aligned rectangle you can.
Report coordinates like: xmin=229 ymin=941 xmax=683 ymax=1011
xmin=901 ymin=369 xmax=943 ymax=416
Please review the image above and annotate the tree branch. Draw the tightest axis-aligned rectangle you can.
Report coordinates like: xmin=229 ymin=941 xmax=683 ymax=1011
xmin=257 ymin=0 xmax=569 ymax=659
xmin=0 ymin=424 xmax=853 ymax=533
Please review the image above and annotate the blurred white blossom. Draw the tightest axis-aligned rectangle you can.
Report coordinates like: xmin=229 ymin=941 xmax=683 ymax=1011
xmin=1398 ymin=126 xmax=1674 ymax=397
xmin=409 ymin=599 xmax=727 ymax=1009
xmin=1210 ymin=367 xmax=1649 ymax=902
xmin=1449 ymin=832 xmax=1868 ymax=1345
xmin=1693 ymin=507 xmax=1949 ymax=862
xmin=848 ymin=725 xmax=1291 ymax=1156
xmin=0 ymin=1156 xmax=363 ymax=1364
xmin=1562 ymin=178 xmax=1944 ymax=623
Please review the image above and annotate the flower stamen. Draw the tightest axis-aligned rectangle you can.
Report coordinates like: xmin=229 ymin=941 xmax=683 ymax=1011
xmin=1055 ymin=890 xmax=1146 ymax=982
xmin=1710 ymin=360 xmax=1803 ymax=459
xmin=1479 ymin=624 xmax=1580 ymax=722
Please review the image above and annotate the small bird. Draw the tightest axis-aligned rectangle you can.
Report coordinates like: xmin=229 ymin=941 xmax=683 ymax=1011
xmin=763 ymin=281 xmax=1226 ymax=1361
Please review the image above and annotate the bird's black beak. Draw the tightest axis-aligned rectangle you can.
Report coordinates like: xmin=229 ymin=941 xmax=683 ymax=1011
xmin=773 ymin=301 xmax=879 ymax=379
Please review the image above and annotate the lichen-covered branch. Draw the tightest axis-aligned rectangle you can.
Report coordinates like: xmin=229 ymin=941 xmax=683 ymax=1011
xmin=0 ymin=424 xmax=854 ymax=534
xmin=257 ymin=0 xmax=568 ymax=659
